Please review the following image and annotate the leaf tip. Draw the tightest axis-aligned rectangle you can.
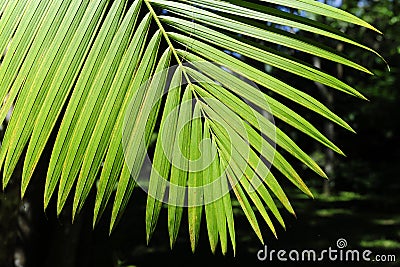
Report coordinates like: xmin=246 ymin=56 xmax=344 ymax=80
xmin=2 ymin=174 xmax=11 ymax=192
xmin=359 ymin=94 xmax=369 ymax=101
xmin=334 ymin=146 xmax=346 ymax=157
xmin=146 ymin=232 xmax=152 ymax=246
xmin=372 ymin=26 xmax=383 ymax=35
xmin=349 ymin=126 xmax=357 ymax=134
xmin=210 ymin=245 xmax=217 ymax=255
xmin=20 ymin=186 xmax=27 ymax=200
xmin=109 ymin=223 xmax=115 ymax=236
xmin=301 ymin=185 xmax=314 ymax=199
xmin=71 ymin=208 xmax=78 ymax=224
xmin=293 ymin=211 xmax=297 ymax=219
xmin=56 ymin=201 xmax=64 ymax=217
xmin=43 ymin=194 xmax=51 ymax=212
xmin=169 ymin=238 xmax=176 ymax=250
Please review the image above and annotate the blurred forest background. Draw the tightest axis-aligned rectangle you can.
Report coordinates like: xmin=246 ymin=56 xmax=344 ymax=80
xmin=0 ymin=0 xmax=399 ymax=266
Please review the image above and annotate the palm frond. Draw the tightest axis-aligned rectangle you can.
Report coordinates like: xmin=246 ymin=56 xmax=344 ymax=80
xmin=0 ymin=0 xmax=381 ymax=253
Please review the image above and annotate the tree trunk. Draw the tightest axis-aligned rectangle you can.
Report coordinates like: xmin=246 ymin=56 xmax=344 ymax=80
xmin=313 ymin=56 xmax=337 ymax=196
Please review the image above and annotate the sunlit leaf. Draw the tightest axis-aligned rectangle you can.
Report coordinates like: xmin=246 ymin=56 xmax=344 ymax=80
xmin=0 ymin=0 xmax=380 ymax=254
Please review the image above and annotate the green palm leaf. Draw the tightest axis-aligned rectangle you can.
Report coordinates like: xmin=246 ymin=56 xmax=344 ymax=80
xmin=0 ymin=0 xmax=381 ymax=253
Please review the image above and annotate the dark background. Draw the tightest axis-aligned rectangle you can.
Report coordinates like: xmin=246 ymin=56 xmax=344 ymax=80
xmin=1 ymin=0 xmax=399 ymax=266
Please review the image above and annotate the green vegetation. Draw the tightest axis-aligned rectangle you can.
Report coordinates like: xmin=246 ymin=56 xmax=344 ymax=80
xmin=0 ymin=0 xmax=398 ymax=266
